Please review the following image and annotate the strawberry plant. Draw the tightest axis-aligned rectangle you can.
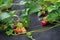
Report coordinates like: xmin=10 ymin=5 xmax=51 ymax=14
xmin=19 ymin=0 xmax=60 ymax=40
xmin=0 ymin=0 xmax=60 ymax=40
xmin=0 ymin=0 xmax=13 ymax=10
xmin=0 ymin=0 xmax=30 ymax=36
xmin=19 ymin=0 xmax=60 ymax=24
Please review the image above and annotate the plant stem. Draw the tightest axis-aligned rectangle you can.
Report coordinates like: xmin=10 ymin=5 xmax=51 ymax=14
xmin=56 ymin=21 xmax=60 ymax=23
xmin=28 ymin=23 xmax=60 ymax=33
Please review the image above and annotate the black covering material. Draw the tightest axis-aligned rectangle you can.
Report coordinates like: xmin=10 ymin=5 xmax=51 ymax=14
xmin=0 ymin=0 xmax=60 ymax=40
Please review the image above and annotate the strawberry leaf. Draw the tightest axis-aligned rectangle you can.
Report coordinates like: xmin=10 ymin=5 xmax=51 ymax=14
xmin=6 ymin=29 xmax=13 ymax=35
xmin=37 ymin=11 xmax=42 ymax=17
xmin=0 ymin=12 xmax=10 ymax=20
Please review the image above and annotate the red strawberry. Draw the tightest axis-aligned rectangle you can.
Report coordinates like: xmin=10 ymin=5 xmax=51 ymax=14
xmin=17 ymin=29 xmax=22 ymax=33
xmin=42 ymin=20 xmax=47 ymax=26
xmin=14 ymin=29 xmax=17 ymax=33
xmin=14 ymin=29 xmax=22 ymax=33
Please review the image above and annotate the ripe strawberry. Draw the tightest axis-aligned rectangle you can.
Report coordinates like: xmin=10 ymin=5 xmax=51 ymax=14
xmin=14 ymin=29 xmax=22 ymax=33
xmin=42 ymin=20 xmax=47 ymax=26
xmin=22 ymin=27 xmax=26 ymax=33
xmin=14 ymin=29 xmax=17 ymax=33
xmin=17 ymin=29 xmax=22 ymax=33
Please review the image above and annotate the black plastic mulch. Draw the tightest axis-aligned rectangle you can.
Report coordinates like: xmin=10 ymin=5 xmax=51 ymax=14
xmin=0 ymin=0 xmax=60 ymax=40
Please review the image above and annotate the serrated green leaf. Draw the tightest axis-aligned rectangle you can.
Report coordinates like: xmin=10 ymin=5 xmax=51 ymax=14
xmin=20 ymin=16 xmax=30 ymax=28
xmin=20 ymin=15 xmax=30 ymax=28
xmin=0 ymin=25 xmax=8 ymax=30
xmin=37 ymin=11 xmax=42 ymax=17
xmin=19 ymin=1 xmax=27 ymax=5
xmin=0 ymin=13 xmax=10 ymax=20
xmin=44 ymin=0 xmax=58 ymax=3
xmin=6 ymin=0 xmax=13 ymax=4
xmin=57 ymin=8 xmax=60 ymax=16
xmin=9 ymin=11 xmax=17 ymax=16
xmin=0 ymin=25 xmax=5 ymax=30
xmin=0 ymin=0 xmax=3 ymax=5
xmin=9 ymin=23 xmax=14 ymax=29
xmin=6 ymin=29 xmax=13 ymax=35
xmin=46 ymin=11 xmax=59 ymax=22
xmin=47 ymin=6 xmax=56 ymax=12
xmin=0 ymin=0 xmax=13 ymax=10
xmin=21 ymin=8 xmax=29 ymax=16
xmin=29 ymin=3 xmax=41 ymax=14
xmin=2 ymin=17 xmax=14 ymax=23
xmin=55 ymin=2 xmax=60 ymax=8
xmin=20 ymin=8 xmax=30 ymax=27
